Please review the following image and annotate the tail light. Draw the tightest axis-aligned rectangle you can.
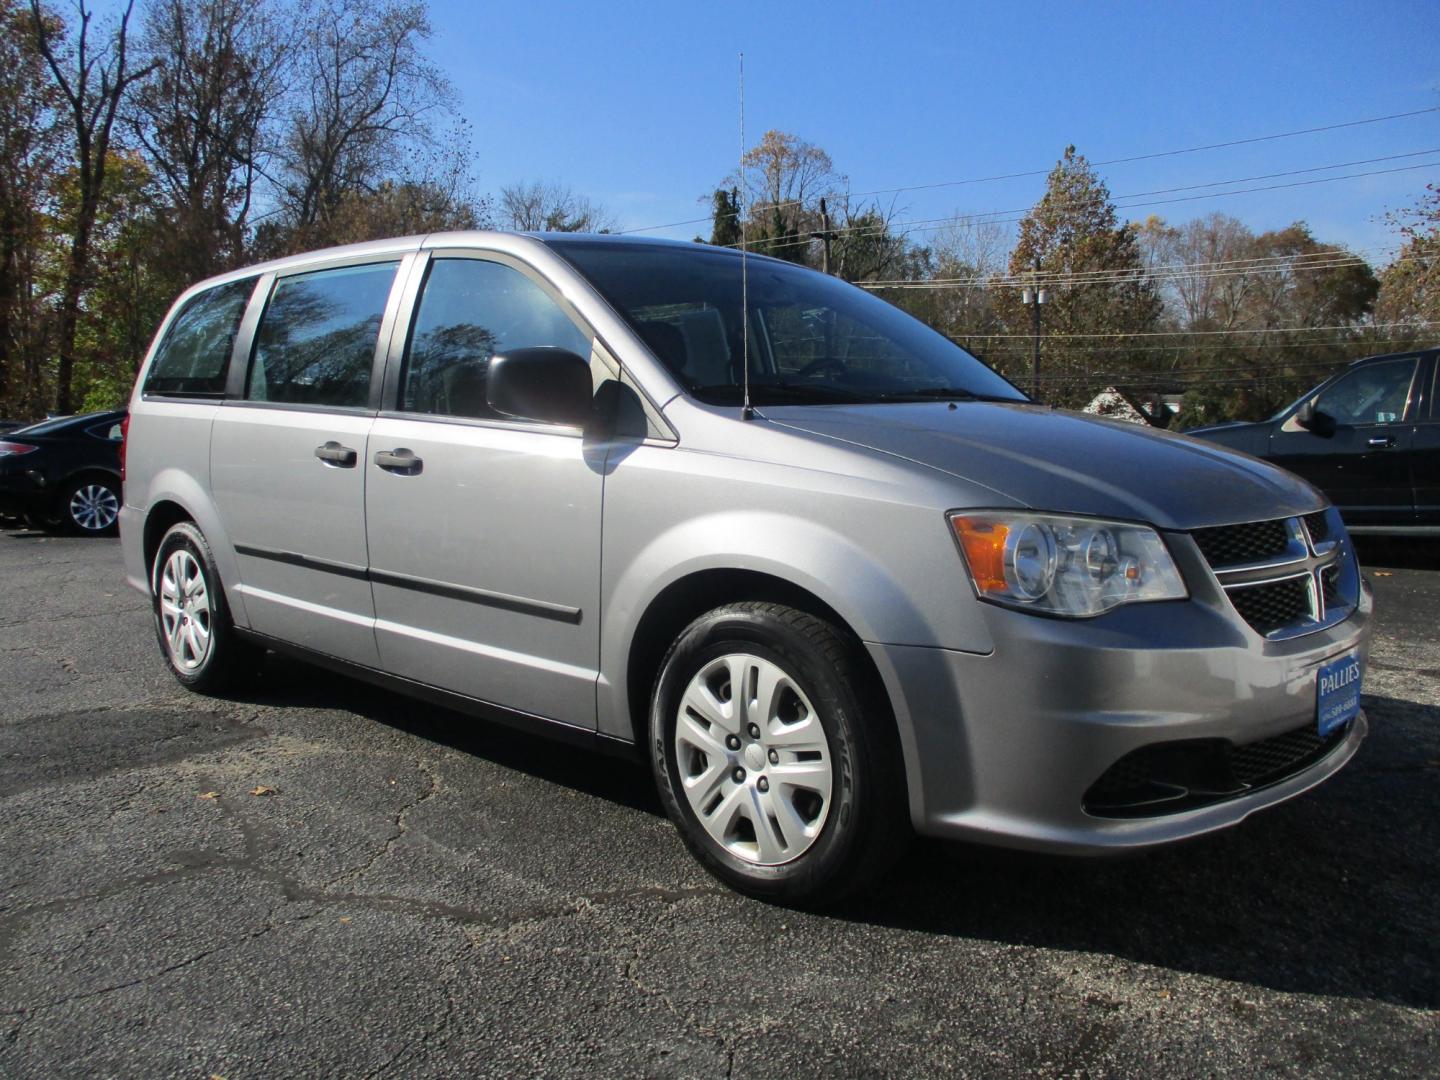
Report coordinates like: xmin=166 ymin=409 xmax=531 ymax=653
xmin=0 ymin=441 xmax=40 ymax=458
xmin=119 ymin=415 xmax=130 ymax=480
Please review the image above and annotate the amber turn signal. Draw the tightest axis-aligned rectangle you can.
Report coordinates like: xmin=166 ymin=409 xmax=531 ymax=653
xmin=951 ymin=516 xmax=1010 ymax=594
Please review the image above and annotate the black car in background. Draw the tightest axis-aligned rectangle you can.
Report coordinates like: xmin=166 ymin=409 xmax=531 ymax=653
xmin=1188 ymin=348 xmax=1439 ymax=535
xmin=0 ymin=410 xmax=126 ymax=535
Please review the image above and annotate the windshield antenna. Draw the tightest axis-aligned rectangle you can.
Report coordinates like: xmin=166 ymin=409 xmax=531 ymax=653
xmin=739 ymin=52 xmax=753 ymax=421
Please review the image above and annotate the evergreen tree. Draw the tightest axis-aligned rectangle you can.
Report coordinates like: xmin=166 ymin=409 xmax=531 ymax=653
xmin=708 ymin=187 xmax=740 ymax=247
xmin=996 ymin=147 xmax=1161 ymax=405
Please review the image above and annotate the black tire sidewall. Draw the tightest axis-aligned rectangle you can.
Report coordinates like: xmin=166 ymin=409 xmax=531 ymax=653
xmin=152 ymin=522 xmax=232 ymax=688
xmin=649 ymin=605 xmax=874 ymax=901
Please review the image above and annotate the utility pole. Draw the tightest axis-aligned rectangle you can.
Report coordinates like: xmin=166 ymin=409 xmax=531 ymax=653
xmin=813 ymin=197 xmax=835 ymax=275
xmin=1021 ymin=258 xmax=1047 ymax=399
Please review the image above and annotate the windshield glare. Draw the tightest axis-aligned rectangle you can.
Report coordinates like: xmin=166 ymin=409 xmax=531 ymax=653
xmin=549 ymin=240 xmax=1027 ymax=407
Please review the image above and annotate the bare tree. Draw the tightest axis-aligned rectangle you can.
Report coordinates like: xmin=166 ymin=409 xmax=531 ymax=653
xmin=28 ymin=0 xmax=154 ymax=413
xmin=829 ymin=196 xmax=912 ymax=282
xmin=735 ymin=130 xmax=840 ymax=223
xmin=129 ymin=0 xmax=288 ymax=285
xmin=922 ymin=213 xmax=1012 ymax=340
xmin=932 ymin=214 xmax=1010 ymax=279
xmin=276 ymin=0 xmax=447 ymax=239
xmin=726 ymin=129 xmax=843 ymax=262
xmin=497 ymin=180 xmax=615 ymax=233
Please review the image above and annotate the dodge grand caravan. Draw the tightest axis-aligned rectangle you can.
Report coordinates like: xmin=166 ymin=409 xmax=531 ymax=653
xmin=121 ymin=233 xmax=1371 ymax=903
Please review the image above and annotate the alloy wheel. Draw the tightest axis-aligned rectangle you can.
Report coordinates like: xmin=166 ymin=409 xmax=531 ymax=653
xmin=68 ymin=483 xmax=119 ymax=532
xmin=158 ymin=549 xmax=213 ymax=672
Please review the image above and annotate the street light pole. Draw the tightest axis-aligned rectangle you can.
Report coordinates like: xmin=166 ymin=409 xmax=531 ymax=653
xmin=1021 ymin=260 xmax=1047 ymax=399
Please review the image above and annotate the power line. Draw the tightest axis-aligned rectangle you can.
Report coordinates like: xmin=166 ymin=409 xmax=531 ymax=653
xmin=942 ymin=319 xmax=1436 ymax=340
xmin=752 ymin=158 xmax=1440 ymax=253
xmin=959 ymin=336 xmax=1431 ymax=355
xmin=871 ymin=253 xmax=1394 ymax=291
xmin=617 ymin=105 xmax=1440 ymax=236
xmin=1030 ymin=359 xmax=1389 ymax=381
xmin=867 ymin=244 xmax=1406 ymax=288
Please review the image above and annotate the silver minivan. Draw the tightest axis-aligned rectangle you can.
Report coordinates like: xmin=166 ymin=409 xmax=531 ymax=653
xmin=121 ymin=232 xmax=1371 ymax=903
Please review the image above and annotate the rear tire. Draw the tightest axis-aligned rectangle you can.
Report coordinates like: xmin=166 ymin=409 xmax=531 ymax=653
xmin=60 ymin=475 xmax=121 ymax=536
xmin=151 ymin=521 xmax=261 ymax=693
xmin=649 ymin=601 xmax=908 ymax=906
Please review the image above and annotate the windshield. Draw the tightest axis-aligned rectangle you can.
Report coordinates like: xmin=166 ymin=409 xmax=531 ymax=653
xmin=549 ymin=240 xmax=1028 ymax=407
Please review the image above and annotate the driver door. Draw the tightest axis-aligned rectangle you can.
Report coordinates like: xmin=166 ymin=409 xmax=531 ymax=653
xmin=1268 ymin=355 xmax=1420 ymax=528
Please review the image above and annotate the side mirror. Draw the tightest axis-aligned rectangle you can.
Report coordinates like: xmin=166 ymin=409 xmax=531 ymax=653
xmin=1296 ymin=400 xmax=1336 ymax=437
xmin=486 ymin=347 xmax=593 ymax=426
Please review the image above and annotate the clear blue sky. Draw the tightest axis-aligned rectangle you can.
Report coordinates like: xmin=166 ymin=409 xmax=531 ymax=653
xmin=426 ymin=0 xmax=1440 ymax=260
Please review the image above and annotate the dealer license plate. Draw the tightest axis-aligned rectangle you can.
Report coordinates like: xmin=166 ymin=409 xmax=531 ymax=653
xmin=1316 ymin=651 xmax=1362 ymax=737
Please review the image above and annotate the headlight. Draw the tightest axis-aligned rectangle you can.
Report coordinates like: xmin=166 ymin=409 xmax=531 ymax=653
xmin=949 ymin=511 xmax=1187 ymax=617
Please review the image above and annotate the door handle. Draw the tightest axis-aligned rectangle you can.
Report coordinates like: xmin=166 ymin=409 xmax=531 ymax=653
xmin=314 ymin=441 xmax=357 ymax=467
xmin=374 ymin=447 xmax=423 ymax=475
xmin=1367 ymin=435 xmax=1396 ymax=448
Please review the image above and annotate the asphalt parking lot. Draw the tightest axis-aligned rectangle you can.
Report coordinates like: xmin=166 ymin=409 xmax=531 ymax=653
xmin=1 ymin=528 xmax=1436 ymax=1078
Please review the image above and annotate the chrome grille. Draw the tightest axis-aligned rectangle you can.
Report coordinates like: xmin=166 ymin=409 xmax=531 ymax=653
xmin=1192 ymin=510 xmax=1354 ymax=639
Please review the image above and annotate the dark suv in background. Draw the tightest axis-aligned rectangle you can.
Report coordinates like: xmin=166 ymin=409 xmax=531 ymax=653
xmin=1188 ymin=348 xmax=1439 ymax=535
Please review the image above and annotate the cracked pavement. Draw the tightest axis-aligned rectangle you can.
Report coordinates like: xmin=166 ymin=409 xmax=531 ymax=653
xmin=0 ymin=526 xmax=1437 ymax=1077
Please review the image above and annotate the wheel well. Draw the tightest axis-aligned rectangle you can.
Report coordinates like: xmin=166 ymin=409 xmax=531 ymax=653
xmin=624 ymin=569 xmax=898 ymax=750
xmin=142 ymin=500 xmax=194 ymax=581
xmin=52 ymin=469 xmax=121 ymax=514
xmin=60 ymin=468 xmax=121 ymax=493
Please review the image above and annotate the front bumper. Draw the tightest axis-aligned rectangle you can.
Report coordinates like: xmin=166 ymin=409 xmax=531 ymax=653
xmin=868 ymin=575 xmax=1372 ymax=854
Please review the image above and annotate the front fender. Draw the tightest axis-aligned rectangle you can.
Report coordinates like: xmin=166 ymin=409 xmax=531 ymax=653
xmin=596 ymin=506 xmax=991 ymax=743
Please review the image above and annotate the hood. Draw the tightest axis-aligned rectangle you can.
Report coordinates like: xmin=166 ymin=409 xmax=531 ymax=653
xmin=761 ymin=401 xmax=1323 ymax=531
xmin=1182 ymin=419 xmax=1254 ymax=436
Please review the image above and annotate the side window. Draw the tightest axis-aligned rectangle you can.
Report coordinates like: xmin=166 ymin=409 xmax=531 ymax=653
xmin=247 ymin=262 xmax=399 ymax=408
xmin=401 ymin=259 xmax=592 ymax=421
xmin=143 ymin=277 xmax=254 ymax=396
xmin=1314 ymin=358 xmax=1418 ymax=426
xmin=87 ymin=422 xmax=123 ymax=441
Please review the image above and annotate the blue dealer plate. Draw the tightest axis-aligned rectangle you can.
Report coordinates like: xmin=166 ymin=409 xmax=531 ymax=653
xmin=1316 ymin=651 xmax=1362 ymax=737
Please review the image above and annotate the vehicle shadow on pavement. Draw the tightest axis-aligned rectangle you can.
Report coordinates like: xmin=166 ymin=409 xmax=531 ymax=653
xmin=840 ymin=691 xmax=1440 ymax=1011
xmin=235 ymin=652 xmax=665 ymax=819
xmin=229 ymin=654 xmax=1438 ymax=1010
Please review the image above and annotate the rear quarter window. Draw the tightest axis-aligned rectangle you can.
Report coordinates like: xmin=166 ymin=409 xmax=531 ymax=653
xmin=144 ymin=278 xmax=256 ymax=397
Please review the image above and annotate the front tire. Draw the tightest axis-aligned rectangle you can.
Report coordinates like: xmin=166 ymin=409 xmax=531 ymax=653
xmin=151 ymin=521 xmax=261 ymax=693
xmin=649 ymin=601 xmax=907 ymax=905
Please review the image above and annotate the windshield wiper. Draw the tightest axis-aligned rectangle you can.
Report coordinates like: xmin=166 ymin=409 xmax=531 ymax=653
xmin=880 ymin=387 xmax=1028 ymax=403
xmin=690 ymin=382 xmax=869 ymax=405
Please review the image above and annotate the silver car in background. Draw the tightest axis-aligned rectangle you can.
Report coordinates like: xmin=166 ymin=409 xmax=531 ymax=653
xmin=120 ymin=233 xmax=1371 ymax=903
